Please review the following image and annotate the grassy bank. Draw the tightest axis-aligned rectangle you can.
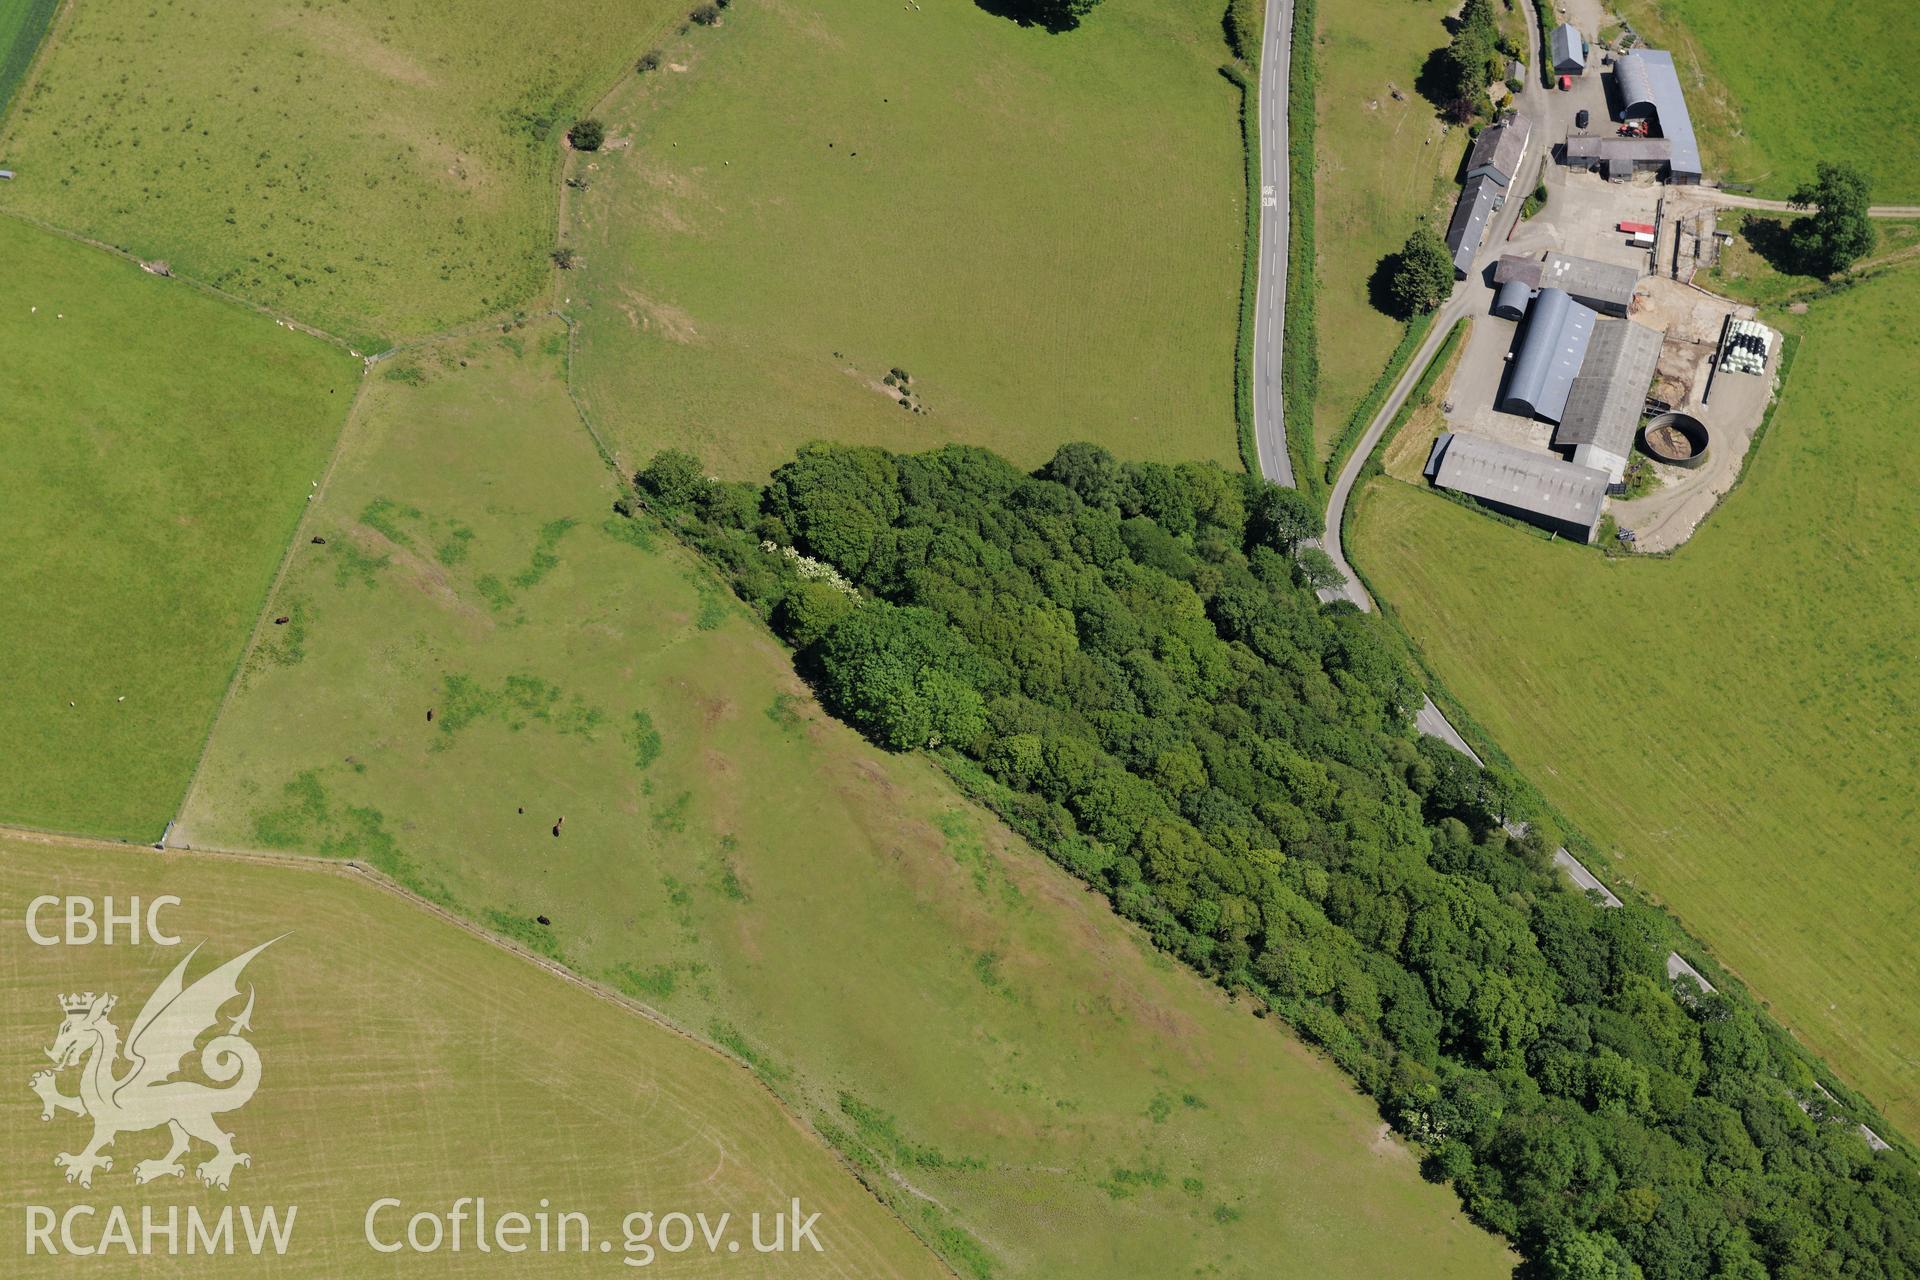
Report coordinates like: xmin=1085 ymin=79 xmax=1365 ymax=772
xmin=1323 ymin=311 xmax=1433 ymax=486
xmin=1307 ymin=0 xmax=1456 ymax=475
xmin=1280 ymin=0 xmax=1319 ymax=494
xmin=1227 ymin=60 xmax=1261 ymax=474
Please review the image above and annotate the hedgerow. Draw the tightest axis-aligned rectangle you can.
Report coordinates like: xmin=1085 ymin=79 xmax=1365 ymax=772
xmin=1282 ymin=0 xmax=1320 ymax=497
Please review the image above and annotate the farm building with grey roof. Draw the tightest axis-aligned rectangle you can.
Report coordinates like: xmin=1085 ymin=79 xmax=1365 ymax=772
xmin=1494 ymin=252 xmax=1640 ymax=317
xmin=1551 ymin=23 xmax=1586 ymax=75
xmin=1425 ymin=432 xmax=1609 ymax=542
xmin=1466 ymin=115 xmax=1532 ymax=187
xmin=1612 ymin=50 xmax=1702 ymax=182
xmin=1445 ymin=174 xmax=1505 ymax=279
xmin=1562 ymin=133 xmax=1674 ymax=182
xmin=1499 ymin=287 xmax=1596 ymax=421
xmin=1553 ymin=318 xmax=1664 ymax=483
xmin=1540 ymin=252 xmax=1639 ymax=316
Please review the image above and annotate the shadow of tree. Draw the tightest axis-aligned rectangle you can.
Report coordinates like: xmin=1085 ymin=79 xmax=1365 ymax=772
xmin=972 ymin=0 xmax=1081 ymax=33
xmin=1369 ymin=252 xmax=1411 ymax=320
xmin=1415 ymin=46 xmax=1457 ymax=116
xmin=1739 ymin=213 xmax=1816 ymax=278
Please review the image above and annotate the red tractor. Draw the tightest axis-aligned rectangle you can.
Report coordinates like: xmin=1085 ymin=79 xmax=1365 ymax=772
xmin=1617 ymin=118 xmax=1650 ymax=138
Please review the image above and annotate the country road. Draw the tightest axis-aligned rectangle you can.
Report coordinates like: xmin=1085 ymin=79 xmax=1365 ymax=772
xmin=1249 ymin=0 xmax=1294 ymax=488
xmin=1319 ymin=0 xmax=1550 ymax=612
xmin=1245 ymin=0 xmax=1542 ymax=741
xmin=1318 ymin=291 xmax=1472 ymax=608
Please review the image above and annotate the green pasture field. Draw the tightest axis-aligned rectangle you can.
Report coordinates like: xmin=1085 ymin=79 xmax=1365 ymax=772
xmin=1348 ymin=267 xmax=1920 ymax=1134
xmin=1705 ymin=214 xmax=1920 ymax=307
xmin=180 ymin=326 xmax=1513 ymax=1278
xmin=0 ymin=0 xmax=685 ymax=347
xmin=1308 ymin=0 xmax=1458 ymax=471
xmin=565 ymin=0 xmax=1244 ymax=479
xmin=0 ymin=834 xmax=939 ymax=1276
xmin=0 ymin=0 xmax=56 ymax=120
xmin=0 ymin=218 xmax=354 ymax=840
xmin=1615 ymin=0 xmax=1920 ymax=199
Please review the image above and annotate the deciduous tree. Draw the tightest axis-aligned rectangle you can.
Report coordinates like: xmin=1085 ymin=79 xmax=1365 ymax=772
xmin=1789 ymin=162 xmax=1874 ymax=276
xmin=1391 ymin=225 xmax=1456 ymax=315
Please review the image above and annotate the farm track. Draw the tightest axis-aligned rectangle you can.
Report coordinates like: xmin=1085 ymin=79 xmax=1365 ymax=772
xmin=1696 ymin=191 xmax=1920 ymax=219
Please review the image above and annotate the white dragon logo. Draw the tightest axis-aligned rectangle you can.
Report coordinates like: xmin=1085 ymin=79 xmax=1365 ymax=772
xmin=29 ymin=938 xmax=281 ymax=1190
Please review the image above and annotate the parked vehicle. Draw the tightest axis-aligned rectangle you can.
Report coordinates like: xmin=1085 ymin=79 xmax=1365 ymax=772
xmin=1575 ymin=109 xmax=1590 ymax=129
xmin=1559 ymin=74 xmax=1573 ymax=91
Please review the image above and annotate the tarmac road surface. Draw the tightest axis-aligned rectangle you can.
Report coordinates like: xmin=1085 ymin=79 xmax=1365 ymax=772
xmin=1250 ymin=0 xmax=1295 ymax=488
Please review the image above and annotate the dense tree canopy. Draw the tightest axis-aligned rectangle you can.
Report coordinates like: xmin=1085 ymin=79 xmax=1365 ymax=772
xmin=653 ymin=441 xmax=1920 ymax=1280
xmin=567 ymin=118 xmax=605 ymax=152
xmin=1443 ymin=0 xmax=1505 ymax=117
xmin=1790 ymin=163 xmax=1875 ymax=277
xmin=1392 ymin=224 xmax=1457 ymax=315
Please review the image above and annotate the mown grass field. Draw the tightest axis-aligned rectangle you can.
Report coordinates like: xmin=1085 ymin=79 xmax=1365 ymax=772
xmin=0 ymin=0 xmax=685 ymax=347
xmin=0 ymin=219 xmax=355 ymax=840
xmin=0 ymin=0 xmax=56 ymax=119
xmin=566 ymin=0 xmax=1244 ymax=479
xmin=180 ymin=326 xmax=1513 ymax=1279
xmin=1614 ymin=0 xmax=1920 ymax=199
xmin=0 ymin=835 xmax=938 ymax=1276
xmin=1348 ymin=267 xmax=1920 ymax=1134
xmin=1308 ymin=0 xmax=1459 ymax=471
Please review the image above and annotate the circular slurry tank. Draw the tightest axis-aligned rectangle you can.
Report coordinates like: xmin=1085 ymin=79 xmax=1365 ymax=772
xmin=1642 ymin=412 xmax=1710 ymax=468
